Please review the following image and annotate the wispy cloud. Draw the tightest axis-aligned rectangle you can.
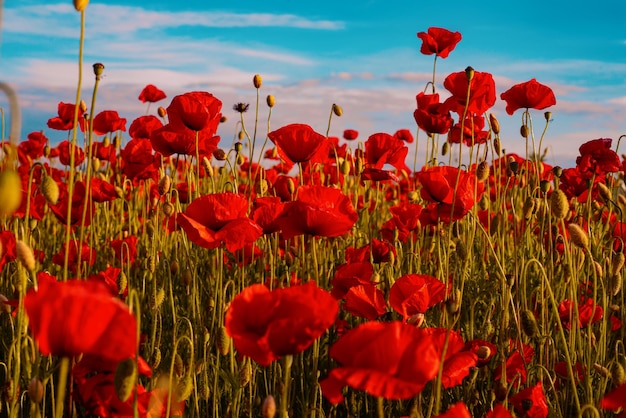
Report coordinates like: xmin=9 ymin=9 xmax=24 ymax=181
xmin=4 ymin=4 xmax=345 ymax=39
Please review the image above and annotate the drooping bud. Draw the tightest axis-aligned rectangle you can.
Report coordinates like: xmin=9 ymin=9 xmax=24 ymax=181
xmin=40 ymin=175 xmax=59 ymax=205
xmin=520 ymin=309 xmax=539 ymax=338
xmin=158 ymin=175 xmax=171 ymax=196
xmin=114 ymin=358 xmax=137 ymax=402
xmin=332 ymin=103 xmax=343 ymax=117
xmin=520 ymin=125 xmax=529 ymax=138
xmin=568 ymin=223 xmax=589 ymax=250
xmin=0 ymin=169 xmax=22 ymax=219
xmin=442 ymin=141 xmax=450 ymax=156
xmin=476 ymin=161 xmax=490 ymax=182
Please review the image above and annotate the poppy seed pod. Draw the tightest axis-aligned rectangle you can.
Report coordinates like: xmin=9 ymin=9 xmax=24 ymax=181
xmin=476 ymin=161 xmax=490 ymax=182
xmin=93 ymin=63 xmax=105 ymax=79
xmin=253 ymin=74 xmax=263 ymax=89
xmin=520 ymin=125 xmax=529 ymax=138
xmin=465 ymin=66 xmax=475 ymax=82
xmin=73 ymin=0 xmax=89 ymax=11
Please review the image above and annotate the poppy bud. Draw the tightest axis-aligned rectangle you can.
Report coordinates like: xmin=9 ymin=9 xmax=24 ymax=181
xmin=253 ymin=74 xmax=263 ymax=89
xmin=597 ymin=182 xmax=612 ymax=202
xmin=40 ymin=175 xmax=59 ymax=205
xmin=520 ymin=309 xmax=539 ymax=338
xmin=332 ymin=103 xmax=343 ymax=117
xmin=239 ymin=360 xmax=252 ymax=387
xmin=522 ymin=196 xmax=536 ymax=220
xmin=612 ymin=362 xmax=626 ymax=385
xmin=550 ymin=189 xmax=569 ymax=220
xmin=217 ymin=326 xmax=231 ymax=356
xmin=520 ymin=125 xmax=529 ymax=138
xmin=609 ymin=274 xmax=622 ymax=297
xmin=476 ymin=161 xmax=489 ymax=182
xmin=287 ymin=178 xmax=295 ymax=195
xmin=266 ymin=94 xmax=275 ymax=108
xmin=489 ymin=113 xmax=500 ymax=135
xmin=198 ymin=372 xmax=210 ymax=400
xmin=476 ymin=346 xmax=491 ymax=360
xmin=236 ymin=154 xmax=245 ymax=165
xmin=43 ymin=145 xmax=51 ymax=157
xmin=158 ymin=175 xmax=171 ymax=196
xmin=539 ymin=180 xmax=551 ymax=194
xmin=479 ymin=194 xmax=489 ymax=211
xmin=73 ymin=0 xmax=89 ymax=11
xmin=611 ymin=252 xmax=625 ymax=276
xmin=176 ymin=375 xmax=194 ymax=401
xmin=173 ymin=354 xmax=184 ymax=377
xmin=150 ymin=347 xmax=162 ymax=369
xmin=262 ymin=395 xmax=277 ymax=418
xmin=16 ymin=240 xmax=36 ymax=272
xmin=442 ymin=141 xmax=450 ymax=156
xmin=0 ymin=169 xmax=22 ymax=219
xmin=28 ymin=378 xmax=44 ymax=403
xmin=93 ymin=62 xmax=105 ymax=79
xmin=80 ymin=99 xmax=88 ymax=113
xmin=213 ymin=148 xmax=227 ymax=161
xmin=238 ymin=130 xmax=245 ymax=141
xmin=220 ymin=115 xmax=227 ymax=123
xmin=568 ymin=223 xmax=589 ymax=250
xmin=157 ymin=106 xmax=167 ymax=118
xmin=493 ymin=137 xmax=502 ymax=156
xmin=552 ymin=166 xmax=563 ymax=178
xmin=150 ymin=287 xmax=165 ymax=311
xmin=202 ymin=156 xmax=213 ymax=177
xmin=234 ymin=142 xmax=243 ymax=153
xmin=114 ymin=358 xmax=137 ymax=402
xmin=117 ymin=271 xmax=128 ymax=295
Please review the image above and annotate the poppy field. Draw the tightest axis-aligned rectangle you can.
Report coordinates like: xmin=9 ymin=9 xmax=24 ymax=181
xmin=2 ymin=2 xmax=626 ymax=417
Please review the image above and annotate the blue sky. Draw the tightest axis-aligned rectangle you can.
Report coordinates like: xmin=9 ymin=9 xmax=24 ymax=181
xmin=1 ymin=0 xmax=625 ymax=167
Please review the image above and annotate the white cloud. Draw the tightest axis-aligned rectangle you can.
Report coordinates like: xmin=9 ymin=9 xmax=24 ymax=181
xmin=4 ymin=3 xmax=344 ymax=39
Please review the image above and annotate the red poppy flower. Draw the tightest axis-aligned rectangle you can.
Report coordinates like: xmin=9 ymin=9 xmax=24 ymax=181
xmin=509 ymin=382 xmax=549 ymax=418
xmin=51 ymin=240 xmax=96 ymax=272
xmin=443 ymin=70 xmax=496 ymax=115
xmin=381 ymin=202 xmax=423 ymax=242
xmin=49 ymin=181 xmax=95 ymax=227
xmin=89 ymin=177 xmax=118 ymax=203
xmin=495 ymin=340 xmax=534 ymax=386
xmin=150 ymin=91 xmax=222 ymax=157
xmin=138 ymin=84 xmax=167 ymax=103
xmin=331 ymin=261 xmax=375 ymax=299
xmin=389 ymin=274 xmax=447 ymax=320
xmin=433 ymin=403 xmax=471 ymax=418
xmin=251 ymin=196 xmax=286 ymax=234
xmin=120 ymin=138 xmax=159 ymax=183
xmin=343 ymin=284 xmax=387 ymax=320
xmin=276 ymin=185 xmax=358 ymax=239
xmin=91 ymin=110 xmax=127 ymax=135
xmin=416 ymin=165 xmax=483 ymax=222
xmin=416 ymin=27 xmax=462 ymax=59
xmin=110 ymin=235 xmax=138 ymax=266
xmin=128 ymin=115 xmax=164 ymax=140
xmin=87 ymin=266 xmax=124 ymax=297
xmin=56 ymin=140 xmax=85 ymax=166
xmin=0 ymin=230 xmax=16 ymax=272
xmin=447 ymin=114 xmax=489 ymax=146
xmin=225 ymin=281 xmax=338 ymax=366
xmin=360 ymin=167 xmax=400 ymax=182
xmin=345 ymin=238 xmax=396 ymax=264
xmin=393 ymin=129 xmax=414 ymax=143
xmin=47 ymin=102 xmax=84 ymax=131
xmin=268 ymin=124 xmax=327 ymax=164
xmin=343 ymin=129 xmax=359 ymax=140
xmin=320 ymin=321 xmax=441 ymax=403
xmin=24 ymin=279 xmax=138 ymax=361
xmin=500 ymin=78 xmax=556 ymax=115
xmin=90 ymin=140 xmax=116 ymax=163
xmin=424 ymin=328 xmax=478 ymax=389
xmin=177 ymin=192 xmax=262 ymax=252
xmin=558 ymin=297 xmax=603 ymax=329
xmin=18 ymin=131 xmax=47 ymax=164
xmin=364 ymin=132 xmax=410 ymax=173
xmin=601 ymin=382 xmax=626 ymax=415
xmin=413 ymin=92 xmax=454 ymax=135
xmin=576 ymin=138 xmax=620 ymax=177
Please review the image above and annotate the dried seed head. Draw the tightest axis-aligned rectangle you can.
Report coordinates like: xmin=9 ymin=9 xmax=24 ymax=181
xmin=332 ymin=103 xmax=343 ymax=117
xmin=568 ymin=223 xmax=589 ymax=250
xmin=489 ymin=113 xmax=500 ymax=135
xmin=262 ymin=395 xmax=277 ymax=418
xmin=550 ymin=190 xmax=569 ymax=220
xmin=114 ymin=358 xmax=137 ymax=402
xmin=40 ymin=175 xmax=59 ymax=205
xmin=16 ymin=240 xmax=36 ymax=271
xmin=552 ymin=166 xmax=563 ymax=178
xmin=253 ymin=74 xmax=263 ymax=89
xmin=158 ymin=175 xmax=171 ymax=196
xmin=476 ymin=161 xmax=490 ymax=182
xmin=220 ymin=115 xmax=227 ymax=123
xmin=465 ymin=66 xmax=475 ymax=82
xmin=544 ymin=111 xmax=552 ymax=122
xmin=520 ymin=309 xmax=539 ymax=338
xmin=234 ymin=142 xmax=243 ymax=153
xmin=266 ymin=94 xmax=275 ymax=108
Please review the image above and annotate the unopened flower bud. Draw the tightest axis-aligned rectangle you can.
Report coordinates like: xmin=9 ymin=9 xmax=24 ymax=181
xmin=465 ymin=66 xmax=475 ymax=82
xmin=157 ymin=106 xmax=167 ymax=118
xmin=220 ymin=115 xmax=227 ymax=123
xmin=158 ymin=175 xmax=171 ymax=196
xmin=550 ymin=189 xmax=569 ymax=220
xmin=16 ymin=240 xmax=36 ymax=271
xmin=73 ymin=0 xmax=89 ymax=12
xmin=332 ymin=103 xmax=343 ymax=117
xmin=266 ymin=94 xmax=275 ymax=108
xmin=568 ymin=223 xmax=589 ymax=250
xmin=253 ymin=74 xmax=263 ymax=89
xmin=262 ymin=395 xmax=277 ymax=418
xmin=476 ymin=161 xmax=490 ymax=182
xmin=40 ymin=175 xmax=59 ymax=205
xmin=489 ymin=113 xmax=500 ymax=135
xmin=520 ymin=309 xmax=539 ymax=338
xmin=213 ymin=148 xmax=227 ymax=161
xmin=114 ymin=358 xmax=137 ymax=402
xmin=234 ymin=142 xmax=243 ymax=153
xmin=520 ymin=125 xmax=529 ymax=138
